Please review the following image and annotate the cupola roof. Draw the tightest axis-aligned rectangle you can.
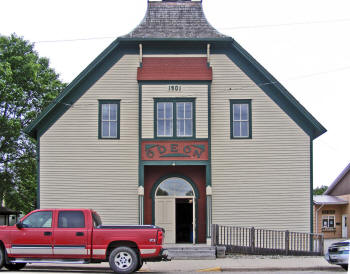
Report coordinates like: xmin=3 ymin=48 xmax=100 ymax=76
xmin=123 ymin=0 xmax=228 ymax=39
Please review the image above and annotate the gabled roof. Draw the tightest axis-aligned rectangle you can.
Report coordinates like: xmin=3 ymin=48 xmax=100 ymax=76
xmin=313 ymin=195 xmax=348 ymax=205
xmin=123 ymin=0 xmax=228 ymax=39
xmin=24 ymin=1 xmax=326 ymax=140
xmin=324 ymin=162 xmax=350 ymax=195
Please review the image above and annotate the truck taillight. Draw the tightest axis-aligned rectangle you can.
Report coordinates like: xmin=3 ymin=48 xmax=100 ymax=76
xmin=156 ymin=229 xmax=163 ymax=245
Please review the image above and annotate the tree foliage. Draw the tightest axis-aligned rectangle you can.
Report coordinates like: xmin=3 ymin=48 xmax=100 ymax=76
xmin=0 ymin=34 xmax=66 ymax=214
xmin=313 ymin=185 xmax=328 ymax=195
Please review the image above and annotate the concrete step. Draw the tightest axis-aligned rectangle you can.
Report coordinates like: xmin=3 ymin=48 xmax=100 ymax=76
xmin=166 ymin=246 xmax=216 ymax=260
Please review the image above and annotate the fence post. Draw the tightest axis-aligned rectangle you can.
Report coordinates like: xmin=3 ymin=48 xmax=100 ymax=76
xmin=285 ymin=230 xmax=289 ymax=255
xmin=211 ymin=224 xmax=216 ymax=246
xmin=320 ymin=234 xmax=324 ymax=256
xmin=250 ymin=227 xmax=255 ymax=253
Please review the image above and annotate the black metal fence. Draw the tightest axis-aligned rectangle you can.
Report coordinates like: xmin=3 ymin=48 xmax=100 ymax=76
xmin=211 ymin=224 xmax=324 ymax=256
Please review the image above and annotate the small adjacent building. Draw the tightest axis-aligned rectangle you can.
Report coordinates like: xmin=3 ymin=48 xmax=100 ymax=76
xmin=0 ymin=207 xmax=19 ymax=226
xmin=314 ymin=163 xmax=350 ymax=239
xmin=25 ymin=0 xmax=326 ymax=244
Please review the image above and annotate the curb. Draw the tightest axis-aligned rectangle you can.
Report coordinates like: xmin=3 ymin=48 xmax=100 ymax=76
xmin=221 ymin=266 xmax=343 ymax=272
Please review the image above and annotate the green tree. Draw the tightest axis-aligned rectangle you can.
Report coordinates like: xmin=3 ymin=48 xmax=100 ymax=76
xmin=313 ymin=185 xmax=328 ymax=195
xmin=0 ymin=34 xmax=66 ymax=214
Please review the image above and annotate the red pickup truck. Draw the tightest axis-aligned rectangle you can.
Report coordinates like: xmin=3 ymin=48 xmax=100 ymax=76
xmin=0 ymin=209 xmax=168 ymax=273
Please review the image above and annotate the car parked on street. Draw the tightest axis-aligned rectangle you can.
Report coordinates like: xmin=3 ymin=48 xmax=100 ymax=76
xmin=325 ymin=239 xmax=349 ymax=271
xmin=0 ymin=208 xmax=168 ymax=273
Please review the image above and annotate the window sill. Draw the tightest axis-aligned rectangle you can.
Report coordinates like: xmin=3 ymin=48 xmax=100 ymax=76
xmin=322 ymin=227 xmax=336 ymax=232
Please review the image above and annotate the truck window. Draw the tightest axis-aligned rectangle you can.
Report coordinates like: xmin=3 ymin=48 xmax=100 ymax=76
xmin=58 ymin=211 xmax=85 ymax=228
xmin=22 ymin=211 xmax=52 ymax=228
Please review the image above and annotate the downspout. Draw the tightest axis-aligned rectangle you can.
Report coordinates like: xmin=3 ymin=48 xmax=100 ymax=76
xmin=315 ymin=204 xmax=325 ymax=234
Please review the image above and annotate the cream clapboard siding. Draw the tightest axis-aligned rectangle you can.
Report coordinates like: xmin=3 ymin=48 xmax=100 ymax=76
xmin=40 ymin=55 xmax=139 ymax=225
xmin=142 ymin=84 xmax=208 ymax=139
xmin=211 ymin=54 xmax=310 ymax=232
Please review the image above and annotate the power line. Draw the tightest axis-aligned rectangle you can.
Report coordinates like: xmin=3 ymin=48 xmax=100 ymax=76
xmin=219 ymin=18 xmax=350 ymax=30
xmin=33 ymin=17 xmax=350 ymax=44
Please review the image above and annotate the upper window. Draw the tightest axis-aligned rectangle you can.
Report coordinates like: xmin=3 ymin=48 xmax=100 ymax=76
xmin=230 ymin=99 xmax=252 ymax=139
xmin=99 ymin=100 xmax=120 ymax=139
xmin=22 ymin=211 xmax=52 ymax=228
xmin=155 ymin=99 xmax=195 ymax=138
xmin=58 ymin=211 xmax=85 ymax=228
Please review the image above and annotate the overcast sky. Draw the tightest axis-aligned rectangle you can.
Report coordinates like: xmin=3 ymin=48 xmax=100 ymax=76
xmin=1 ymin=0 xmax=349 ymax=188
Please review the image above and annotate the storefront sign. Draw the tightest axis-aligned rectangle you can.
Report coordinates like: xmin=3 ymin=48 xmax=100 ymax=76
xmin=141 ymin=140 xmax=208 ymax=161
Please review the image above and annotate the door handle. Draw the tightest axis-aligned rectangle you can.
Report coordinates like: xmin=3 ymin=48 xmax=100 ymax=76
xmin=76 ymin=232 xmax=84 ymax=236
xmin=44 ymin=231 xmax=52 ymax=236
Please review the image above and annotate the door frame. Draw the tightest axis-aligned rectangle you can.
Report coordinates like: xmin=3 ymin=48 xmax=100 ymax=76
xmin=342 ymin=214 xmax=347 ymax=238
xmin=151 ymin=174 xmax=200 ymax=244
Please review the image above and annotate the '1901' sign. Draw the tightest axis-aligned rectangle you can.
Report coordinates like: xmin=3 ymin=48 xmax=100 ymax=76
xmin=141 ymin=140 xmax=208 ymax=161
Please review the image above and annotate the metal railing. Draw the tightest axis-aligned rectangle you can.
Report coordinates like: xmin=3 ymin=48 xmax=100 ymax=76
xmin=211 ymin=224 xmax=324 ymax=256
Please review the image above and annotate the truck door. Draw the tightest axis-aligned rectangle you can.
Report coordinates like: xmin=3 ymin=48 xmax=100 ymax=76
xmin=53 ymin=210 xmax=89 ymax=258
xmin=10 ymin=210 xmax=54 ymax=257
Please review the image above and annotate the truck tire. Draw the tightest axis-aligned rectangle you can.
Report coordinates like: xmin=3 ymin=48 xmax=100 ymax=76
xmin=341 ymin=264 xmax=348 ymax=271
xmin=0 ymin=246 xmax=4 ymax=270
xmin=4 ymin=263 xmax=27 ymax=271
xmin=135 ymin=259 xmax=143 ymax=272
xmin=109 ymin=246 xmax=139 ymax=273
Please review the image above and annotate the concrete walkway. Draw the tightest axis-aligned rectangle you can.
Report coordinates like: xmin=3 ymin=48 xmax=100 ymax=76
xmin=24 ymin=255 xmax=344 ymax=273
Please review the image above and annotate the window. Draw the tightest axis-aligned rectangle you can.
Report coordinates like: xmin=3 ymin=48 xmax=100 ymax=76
xmin=230 ymin=99 xmax=252 ymax=139
xmin=155 ymin=99 xmax=195 ymax=138
xmin=22 ymin=211 xmax=52 ymax=228
xmin=156 ymin=177 xmax=194 ymax=197
xmin=99 ymin=100 xmax=120 ymax=139
xmin=58 ymin=211 xmax=85 ymax=228
xmin=322 ymin=215 xmax=335 ymax=228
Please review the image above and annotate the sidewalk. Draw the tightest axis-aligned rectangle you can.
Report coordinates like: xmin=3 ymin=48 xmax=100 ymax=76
xmin=143 ymin=255 xmax=342 ymax=272
xmin=25 ymin=255 xmax=343 ymax=272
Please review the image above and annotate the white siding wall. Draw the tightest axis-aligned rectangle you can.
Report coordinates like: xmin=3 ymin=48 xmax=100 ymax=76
xmin=40 ymin=55 xmax=139 ymax=224
xmin=142 ymin=84 xmax=208 ymax=139
xmin=211 ymin=54 xmax=311 ymax=232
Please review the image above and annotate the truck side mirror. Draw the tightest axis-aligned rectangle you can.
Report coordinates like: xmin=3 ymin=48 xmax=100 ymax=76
xmin=16 ymin=222 xmax=24 ymax=229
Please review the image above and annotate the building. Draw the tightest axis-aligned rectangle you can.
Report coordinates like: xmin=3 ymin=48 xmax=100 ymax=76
xmin=25 ymin=0 xmax=326 ymax=244
xmin=314 ymin=163 xmax=350 ymax=239
xmin=0 ymin=207 xmax=19 ymax=226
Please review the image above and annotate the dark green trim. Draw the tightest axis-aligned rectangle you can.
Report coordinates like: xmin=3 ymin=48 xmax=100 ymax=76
xmin=207 ymin=84 xmax=212 ymax=187
xmin=139 ymin=84 xmax=143 ymax=187
xmin=230 ymin=99 xmax=252 ymax=139
xmin=36 ymin=138 xmax=40 ymax=209
xmin=25 ymin=38 xmax=325 ymax=141
xmin=154 ymin=98 xmax=196 ymax=139
xmin=119 ymin=37 xmax=234 ymax=43
xmin=98 ymin=100 xmax=121 ymax=139
xmin=25 ymin=40 xmax=137 ymax=139
xmin=310 ymin=138 xmax=313 ymax=234
xmin=224 ymin=41 xmax=326 ymax=140
xmin=150 ymin=173 xmax=200 ymax=243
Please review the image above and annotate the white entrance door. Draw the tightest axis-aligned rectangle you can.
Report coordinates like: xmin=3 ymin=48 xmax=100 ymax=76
xmin=342 ymin=215 xmax=347 ymax=238
xmin=155 ymin=197 xmax=176 ymax=244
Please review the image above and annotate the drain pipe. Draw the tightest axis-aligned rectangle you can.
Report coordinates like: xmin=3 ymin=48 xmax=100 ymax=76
xmin=315 ymin=204 xmax=325 ymax=234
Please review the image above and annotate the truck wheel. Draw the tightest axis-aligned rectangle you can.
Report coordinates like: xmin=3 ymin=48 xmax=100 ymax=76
xmin=135 ymin=259 xmax=143 ymax=272
xmin=109 ymin=246 xmax=139 ymax=273
xmin=0 ymin=247 xmax=4 ymax=270
xmin=4 ymin=263 xmax=27 ymax=271
xmin=341 ymin=264 xmax=348 ymax=271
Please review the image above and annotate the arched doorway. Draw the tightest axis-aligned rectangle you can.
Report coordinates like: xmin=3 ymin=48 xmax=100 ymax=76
xmin=154 ymin=177 xmax=197 ymax=244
